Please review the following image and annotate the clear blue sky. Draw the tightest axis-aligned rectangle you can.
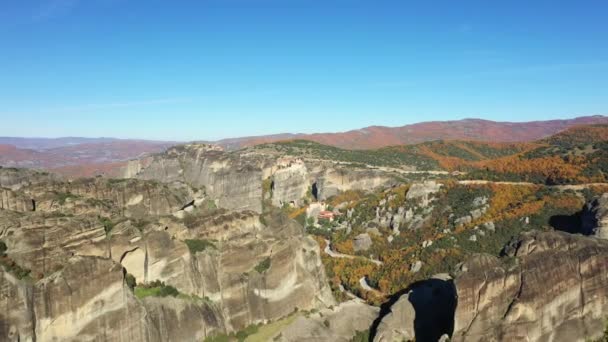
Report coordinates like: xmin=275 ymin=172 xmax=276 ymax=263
xmin=1 ymin=0 xmax=607 ymax=141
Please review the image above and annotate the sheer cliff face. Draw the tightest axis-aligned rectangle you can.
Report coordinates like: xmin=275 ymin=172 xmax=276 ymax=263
xmin=452 ymin=231 xmax=608 ymax=342
xmin=0 ymin=257 xmax=146 ymax=342
xmin=121 ymin=144 xmax=399 ymax=212
xmin=124 ymin=145 xmax=266 ymax=213
xmin=271 ymin=162 xmax=309 ymax=207
xmin=0 ymin=168 xmax=334 ymax=341
xmin=0 ymin=255 xmax=226 ymax=342
xmin=0 ymin=167 xmax=59 ymax=191
xmin=1 ymin=176 xmax=192 ymax=219
xmin=118 ymin=210 xmax=335 ymax=331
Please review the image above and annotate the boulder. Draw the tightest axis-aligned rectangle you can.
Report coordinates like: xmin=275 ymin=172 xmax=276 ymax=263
xmin=472 ymin=196 xmax=488 ymax=207
xmin=482 ymin=221 xmax=495 ymax=232
xmin=410 ymin=260 xmax=423 ymax=273
xmin=470 ymin=208 xmax=484 ymax=220
xmin=353 ymin=233 xmax=373 ymax=252
xmin=455 ymin=215 xmax=472 ymax=226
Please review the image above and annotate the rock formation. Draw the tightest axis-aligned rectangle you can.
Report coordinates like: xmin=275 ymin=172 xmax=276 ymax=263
xmin=277 ymin=299 xmax=379 ymax=341
xmin=120 ymin=144 xmax=400 ymax=213
xmin=271 ymin=160 xmax=309 ymax=207
xmin=582 ymin=193 xmax=608 ymax=239
xmin=452 ymin=231 xmax=608 ymax=342
xmin=405 ymin=181 xmax=442 ymax=207
xmin=353 ymin=233 xmax=372 ymax=252
xmin=373 ymin=274 xmax=456 ymax=342
xmin=373 ymin=294 xmax=416 ymax=342
xmin=126 ymin=144 xmax=265 ymax=213
xmin=0 ymin=168 xmax=335 ymax=341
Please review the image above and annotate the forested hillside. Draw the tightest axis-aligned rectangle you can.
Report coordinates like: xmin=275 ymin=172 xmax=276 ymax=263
xmin=252 ymin=124 xmax=608 ymax=184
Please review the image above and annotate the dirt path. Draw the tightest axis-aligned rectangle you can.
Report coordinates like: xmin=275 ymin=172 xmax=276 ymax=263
xmin=359 ymin=276 xmax=383 ymax=296
xmin=458 ymin=180 xmax=608 ymax=190
xmin=323 ymin=239 xmax=383 ymax=266
xmin=301 ymin=158 xmax=450 ymax=175
xmin=458 ymin=180 xmax=536 ymax=186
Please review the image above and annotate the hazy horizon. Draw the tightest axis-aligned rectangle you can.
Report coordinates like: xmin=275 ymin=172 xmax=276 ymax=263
xmin=2 ymin=1 xmax=608 ymax=140
xmin=0 ymin=114 xmax=605 ymax=142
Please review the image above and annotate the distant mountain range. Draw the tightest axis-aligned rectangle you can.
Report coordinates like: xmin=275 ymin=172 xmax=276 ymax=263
xmin=0 ymin=137 xmax=177 ymax=151
xmin=1 ymin=115 xmax=607 ymax=176
xmin=214 ymin=115 xmax=608 ymax=150
xmin=0 ymin=140 xmax=176 ymax=170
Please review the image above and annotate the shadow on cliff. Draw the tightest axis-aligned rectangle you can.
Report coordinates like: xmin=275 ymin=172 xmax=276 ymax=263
xmin=549 ymin=201 xmax=588 ymax=235
xmin=550 ymin=212 xmax=582 ymax=234
xmin=311 ymin=182 xmax=319 ymax=201
xmin=369 ymin=278 xmax=457 ymax=342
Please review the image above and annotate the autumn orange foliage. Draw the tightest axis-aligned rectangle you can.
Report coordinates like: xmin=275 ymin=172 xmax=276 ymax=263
xmin=288 ymin=206 xmax=307 ymax=219
xmin=334 ymin=240 xmax=354 ymax=254
xmin=546 ymin=124 xmax=608 ymax=146
xmin=418 ymin=145 xmax=470 ymax=170
xmin=473 ymin=155 xmax=586 ymax=181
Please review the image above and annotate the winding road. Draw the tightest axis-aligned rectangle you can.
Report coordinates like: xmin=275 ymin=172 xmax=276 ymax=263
xmin=359 ymin=277 xmax=384 ymax=296
xmin=323 ymin=239 xmax=383 ymax=266
xmin=458 ymin=180 xmax=608 ymax=190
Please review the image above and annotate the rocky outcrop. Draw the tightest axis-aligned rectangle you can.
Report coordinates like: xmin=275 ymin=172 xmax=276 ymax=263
xmin=125 ymin=145 xmax=265 ymax=213
xmin=1 ymin=215 xmax=108 ymax=277
xmin=142 ymin=297 xmax=226 ymax=341
xmin=0 ymin=168 xmax=336 ymax=341
xmin=373 ymin=274 xmax=456 ymax=342
xmin=0 ymin=176 xmax=194 ymax=219
xmin=373 ymin=294 xmax=416 ymax=342
xmin=353 ymin=233 xmax=372 ymax=252
xmin=314 ymin=167 xmax=397 ymax=201
xmin=358 ymin=182 xmax=441 ymax=235
xmin=26 ymin=177 xmax=193 ymax=218
xmin=277 ymin=299 xmax=379 ymax=341
xmin=121 ymin=145 xmax=401 ymax=214
xmin=405 ymin=181 xmax=442 ymax=207
xmin=0 ymin=188 xmax=34 ymax=211
xmin=271 ymin=161 xmax=309 ymax=207
xmin=582 ymin=193 xmax=608 ymax=239
xmin=0 ymin=167 xmax=58 ymax=190
xmin=452 ymin=231 xmax=608 ymax=342
xmin=0 ymin=256 xmax=156 ymax=342
xmin=121 ymin=210 xmax=335 ymax=331
xmin=0 ymin=209 xmax=335 ymax=338
xmin=372 ymin=231 xmax=608 ymax=342
xmin=0 ymin=254 xmax=219 ymax=341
